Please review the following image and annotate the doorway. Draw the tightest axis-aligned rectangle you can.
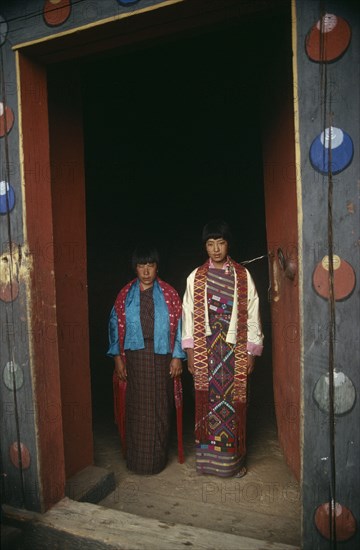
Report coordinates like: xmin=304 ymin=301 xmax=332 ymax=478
xmin=77 ymin=10 xmax=300 ymax=545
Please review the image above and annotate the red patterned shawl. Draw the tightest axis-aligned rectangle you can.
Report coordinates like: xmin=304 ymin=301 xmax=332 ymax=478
xmin=112 ymin=277 xmax=184 ymax=463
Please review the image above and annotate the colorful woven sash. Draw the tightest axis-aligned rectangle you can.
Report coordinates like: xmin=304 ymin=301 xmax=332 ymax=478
xmin=193 ymin=258 xmax=248 ymax=403
xmin=193 ymin=258 xmax=248 ymax=454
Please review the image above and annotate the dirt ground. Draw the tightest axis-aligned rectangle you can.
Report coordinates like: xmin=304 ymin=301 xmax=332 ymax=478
xmin=92 ymin=368 xmax=301 ymax=549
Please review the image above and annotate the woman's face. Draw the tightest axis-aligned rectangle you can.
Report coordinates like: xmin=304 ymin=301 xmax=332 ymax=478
xmin=205 ymin=238 xmax=228 ymax=267
xmin=136 ymin=262 xmax=157 ymax=289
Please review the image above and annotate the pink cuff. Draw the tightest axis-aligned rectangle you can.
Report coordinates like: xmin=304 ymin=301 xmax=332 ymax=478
xmin=182 ymin=338 xmax=194 ymax=349
xmin=247 ymin=342 xmax=263 ymax=356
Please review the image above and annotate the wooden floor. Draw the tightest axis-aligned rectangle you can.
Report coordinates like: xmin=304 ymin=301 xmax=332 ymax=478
xmin=1 ymin=362 xmax=301 ymax=550
xmin=92 ymin=365 xmax=301 ymax=548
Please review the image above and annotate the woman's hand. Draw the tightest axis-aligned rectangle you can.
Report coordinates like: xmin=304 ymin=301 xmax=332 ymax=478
xmin=247 ymin=353 xmax=256 ymax=375
xmin=187 ymin=363 xmax=195 ymax=375
xmin=186 ymin=348 xmax=195 ymax=375
xmin=169 ymin=358 xmax=183 ymax=378
xmin=114 ymin=355 xmax=127 ymax=381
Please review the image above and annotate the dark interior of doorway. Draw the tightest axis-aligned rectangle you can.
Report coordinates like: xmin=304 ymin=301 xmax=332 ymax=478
xmin=80 ymin=18 xmax=274 ymax=457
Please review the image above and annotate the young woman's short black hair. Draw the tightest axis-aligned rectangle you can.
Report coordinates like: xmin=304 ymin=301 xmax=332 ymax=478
xmin=202 ymin=219 xmax=233 ymax=246
xmin=131 ymin=244 xmax=159 ymax=271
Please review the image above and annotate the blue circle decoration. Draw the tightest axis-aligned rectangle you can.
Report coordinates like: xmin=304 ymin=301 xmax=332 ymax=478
xmin=310 ymin=126 xmax=354 ymax=175
xmin=0 ymin=181 xmax=15 ymax=214
xmin=117 ymin=0 xmax=140 ymax=5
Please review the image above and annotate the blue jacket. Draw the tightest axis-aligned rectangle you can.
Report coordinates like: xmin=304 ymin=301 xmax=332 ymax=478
xmin=107 ymin=279 xmax=185 ymax=359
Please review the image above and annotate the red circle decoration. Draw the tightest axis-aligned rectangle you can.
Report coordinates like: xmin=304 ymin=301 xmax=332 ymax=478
xmin=9 ymin=442 xmax=31 ymax=470
xmin=312 ymin=255 xmax=356 ymax=301
xmin=0 ymin=280 xmax=19 ymax=302
xmin=43 ymin=0 xmax=71 ymax=27
xmin=305 ymin=14 xmax=351 ymax=63
xmin=315 ymin=502 xmax=357 ymax=541
xmin=0 ymin=103 xmax=14 ymax=137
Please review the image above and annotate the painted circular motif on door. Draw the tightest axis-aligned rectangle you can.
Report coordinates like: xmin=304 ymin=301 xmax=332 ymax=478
xmin=310 ymin=127 xmax=354 ymax=175
xmin=0 ymin=16 xmax=8 ymax=46
xmin=0 ymin=279 xmax=19 ymax=302
xmin=0 ymin=181 xmax=15 ymax=214
xmin=315 ymin=502 xmax=357 ymax=541
xmin=43 ymin=0 xmax=71 ymax=27
xmin=0 ymin=102 xmax=14 ymax=136
xmin=306 ymin=13 xmax=351 ymax=62
xmin=117 ymin=0 xmax=140 ymax=5
xmin=3 ymin=361 xmax=24 ymax=391
xmin=312 ymin=255 xmax=356 ymax=301
xmin=9 ymin=441 xmax=31 ymax=470
xmin=313 ymin=371 xmax=356 ymax=415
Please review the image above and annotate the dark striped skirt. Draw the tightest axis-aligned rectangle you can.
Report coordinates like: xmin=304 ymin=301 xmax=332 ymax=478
xmin=125 ymin=339 xmax=174 ymax=474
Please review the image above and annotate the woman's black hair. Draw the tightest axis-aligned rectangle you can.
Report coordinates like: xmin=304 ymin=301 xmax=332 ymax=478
xmin=131 ymin=243 xmax=159 ymax=271
xmin=202 ymin=219 xmax=233 ymax=246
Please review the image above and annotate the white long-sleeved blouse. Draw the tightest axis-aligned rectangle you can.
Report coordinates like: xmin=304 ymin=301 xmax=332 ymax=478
xmin=181 ymin=264 xmax=264 ymax=356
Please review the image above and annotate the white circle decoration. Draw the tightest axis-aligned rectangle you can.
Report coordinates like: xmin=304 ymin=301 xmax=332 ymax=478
xmin=3 ymin=361 xmax=24 ymax=391
xmin=0 ymin=16 xmax=8 ymax=46
xmin=313 ymin=371 xmax=356 ymax=415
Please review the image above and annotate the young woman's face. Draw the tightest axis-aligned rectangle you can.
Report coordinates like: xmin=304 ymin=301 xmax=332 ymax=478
xmin=136 ymin=262 xmax=157 ymax=289
xmin=205 ymin=238 xmax=228 ymax=267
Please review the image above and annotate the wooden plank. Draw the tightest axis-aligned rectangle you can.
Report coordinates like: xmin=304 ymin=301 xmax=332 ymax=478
xmin=8 ymin=498 xmax=300 ymax=550
xmin=99 ymin=485 xmax=300 ymax=545
xmin=65 ymin=466 xmax=116 ymax=503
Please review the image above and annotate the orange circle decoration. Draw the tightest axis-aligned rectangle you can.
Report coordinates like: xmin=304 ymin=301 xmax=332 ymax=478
xmin=312 ymin=255 xmax=356 ymax=301
xmin=0 ymin=103 xmax=14 ymax=136
xmin=43 ymin=0 xmax=71 ymax=27
xmin=306 ymin=14 xmax=351 ymax=63
xmin=315 ymin=502 xmax=357 ymax=542
xmin=9 ymin=442 xmax=31 ymax=470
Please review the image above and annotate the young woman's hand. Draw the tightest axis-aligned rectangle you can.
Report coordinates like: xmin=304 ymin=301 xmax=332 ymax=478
xmin=186 ymin=348 xmax=195 ymax=375
xmin=247 ymin=353 xmax=256 ymax=375
xmin=114 ymin=355 xmax=127 ymax=381
xmin=169 ymin=358 xmax=183 ymax=378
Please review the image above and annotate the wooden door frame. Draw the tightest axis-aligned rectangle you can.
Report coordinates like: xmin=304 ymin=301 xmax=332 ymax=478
xmin=14 ymin=0 xmax=299 ymax=509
